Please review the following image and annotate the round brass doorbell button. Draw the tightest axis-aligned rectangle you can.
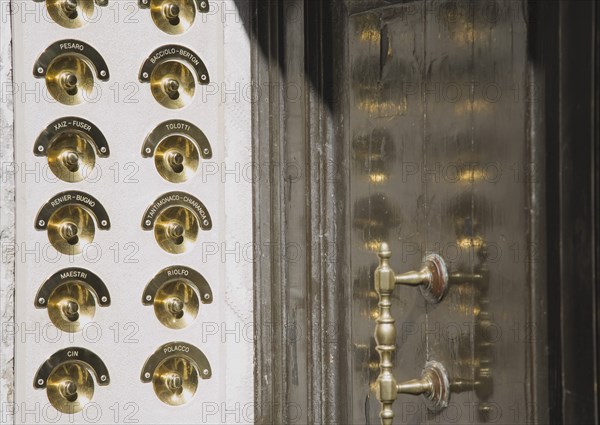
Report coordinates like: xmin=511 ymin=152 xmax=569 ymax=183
xmin=35 ymin=117 xmax=110 ymax=183
xmin=150 ymin=60 xmax=196 ymax=109
xmin=47 ymin=205 xmax=95 ymax=255
xmin=155 ymin=281 xmax=199 ymax=328
xmin=139 ymin=45 xmax=209 ymax=109
xmin=48 ymin=284 xmax=93 ymax=332
xmin=153 ymin=357 xmax=198 ymax=406
xmin=142 ymin=192 xmax=212 ymax=254
xmin=47 ymin=363 xmax=94 ymax=413
xmin=46 ymin=56 xmax=94 ymax=105
xmin=138 ymin=0 xmax=209 ymax=34
xmin=154 ymin=206 xmax=199 ymax=254
xmin=48 ymin=135 xmax=95 ymax=182
xmin=34 ymin=40 xmax=110 ymax=106
xmin=152 ymin=0 xmax=195 ymax=35
xmin=36 ymin=191 xmax=111 ymax=256
xmin=141 ymin=342 xmax=212 ymax=406
xmin=36 ymin=268 xmax=111 ymax=333
xmin=142 ymin=120 xmax=212 ymax=183
xmin=155 ymin=136 xmax=200 ymax=182
xmin=34 ymin=347 xmax=110 ymax=414
xmin=143 ymin=265 xmax=213 ymax=329
xmin=34 ymin=0 xmax=108 ymax=29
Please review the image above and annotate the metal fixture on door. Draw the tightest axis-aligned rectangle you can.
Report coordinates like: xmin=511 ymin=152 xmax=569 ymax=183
xmin=373 ymin=242 xmax=451 ymax=424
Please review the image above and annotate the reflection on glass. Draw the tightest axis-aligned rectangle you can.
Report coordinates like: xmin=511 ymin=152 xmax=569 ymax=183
xmin=352 ymin=129 xmax=396 ymax=184
xmin=352 ymin=13 xmax=381 ymax=44
xmin=351 ymin=57 xmax=414 ymax=118
xmin=353 ymin=193 xmax=402 ymax=251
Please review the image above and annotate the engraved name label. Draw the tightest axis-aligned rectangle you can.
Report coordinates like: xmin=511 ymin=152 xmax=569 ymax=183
xmin=163 ymin=344 xmax=190 ymax=355
xmin=150 ymin=47 xmax=177 ymax=64
xmin=60 ymin=270 xmax=88 ymax=280
xmin=72 ymin=120 xmax=92 ymax=133
xmin=182 ymin=195 xmax=210 ymax=225
xmin=75 ymin=194 xmax=96 ymax=208
xmin=67 ymin=350 xmax=79 ymax=358
xmin=165 ymin=122 xmax=191 ymax=133
xmin=60 ymin=42 xmax=85 ymax=52
xmin=50 ymin=194 xmax=96 ymax=209
xmin=148 ymin=48 xmax=201 ymax=68
xmin=53 ymin=120 xmax=92 ymax=133
xmin=146 ymin=193 xmax=181 ymax=219
xmin=145 ymin=194 xmax=209 ymax=226
xmin=50 ymin=194 xmax=72 ymax=208
xmin=53 ymin=121 xmax=68 ymax=132
xmin=178 ymin=48 xmax=200 ymax=67
xmin=167 ymin=268 xmax=190 ymax=278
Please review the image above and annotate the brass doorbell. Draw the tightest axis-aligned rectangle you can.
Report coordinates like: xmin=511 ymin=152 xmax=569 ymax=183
xmin=35 ymin=268 xmax=110 ymax=333
xmin=35 ymin=117 xmax=110 ymax=183
xmin=34 ymin=347 xmax=110 ymax=414
xmin=35 ymin=191 xmax=111 ymax=255
xmin=142 ymin=191 xmax=212 ymax=254
xmin=142 ymin=120 xmax=212 ymax=183
xmin=141 ymin=342 xmax=212 ymax=406
xmin=139 ymin=45 xmax=209 ymax=109
xmin=143 ymin=265 xmax=213 ymax=329
xmin=34 ymin=40 xmax=110 ymax=106
xmin=33 ymin=0 xmax=109 ymax=29
xmin=138 ymin=0 xmax=210 ymax=35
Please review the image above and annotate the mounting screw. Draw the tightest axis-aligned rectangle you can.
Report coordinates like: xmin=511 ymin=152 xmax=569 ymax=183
xmin=37 ymin=67 xmax=44 ymax=74
xmin=203 ymin=148 xmax=210 ymax=155
xmin=145 ymin=147 xmax=152 ymax=154
xmin=146 ymin=295 xmax=152 ymax=302
xmin=100 ymin=375 xmax=107 ymax=382
xmin=204 ymin=293 xmax=210 ymax=300
xmin=101 ymin=220 xmax=108 ymax=227
xmin=200 ymin=74 xmax=207 ymax=81
xmin=100 ymin=147 xmax=107 ymax=154
xmin=142 ymin=72 xmax=149 ymax=79
xmin=145 ymin=220 xmax=152 ymax=226
xmin=145 ymin=372 xmax=151 ymax=379
xmin=200 ymin=1 xmax=207 ymax=8
xmin=100 ymin=70 xmax=107 ymax=77
xmin=101 ymin=296 xmax=108 ymax=303
xmin=38 ymin=220 xmax=45 ymax=227
xmin=203 ymin=369 xmax=209 ymax=376
xmin=38 ymin=146 xmax=44 ymax=152
xmin=38 ymin=298 xmax=45 ymax=305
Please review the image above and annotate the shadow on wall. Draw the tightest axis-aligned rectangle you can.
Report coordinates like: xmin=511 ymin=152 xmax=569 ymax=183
xmin=233 ymin=0 xmax=337 ymax=110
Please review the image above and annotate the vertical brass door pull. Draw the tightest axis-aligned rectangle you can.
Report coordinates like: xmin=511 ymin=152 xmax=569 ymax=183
xmin=374 ymin=242 xmax=450 ymax=424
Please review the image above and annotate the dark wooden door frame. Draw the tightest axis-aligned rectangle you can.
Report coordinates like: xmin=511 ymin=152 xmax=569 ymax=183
xmin=248 ymin=1 xmax=351 ymax=423
xmin=537 ymin=0 xmax=600 ymax=423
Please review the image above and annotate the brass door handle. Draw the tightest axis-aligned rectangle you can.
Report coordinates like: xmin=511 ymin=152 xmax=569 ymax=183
xmin=376 ymin=242 xmax=448 ymax=304
xmin=374 ymin=242 xmax=450 ymax=424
